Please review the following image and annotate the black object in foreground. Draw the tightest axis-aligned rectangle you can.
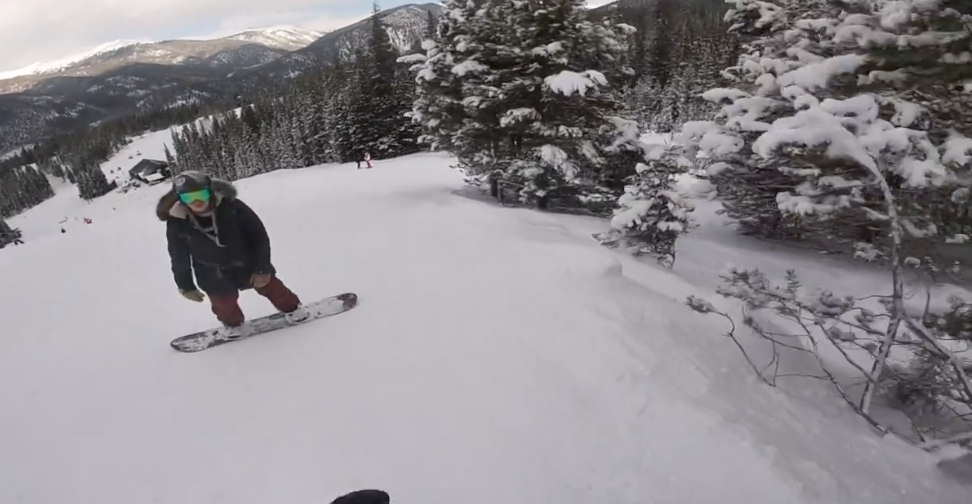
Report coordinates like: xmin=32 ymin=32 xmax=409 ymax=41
xmin=328 ymin=489 xmax=390 ymax=504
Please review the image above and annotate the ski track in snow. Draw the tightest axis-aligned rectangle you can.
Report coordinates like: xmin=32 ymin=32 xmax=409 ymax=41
xmin=0 ymin=140 xmax=970 ymax=503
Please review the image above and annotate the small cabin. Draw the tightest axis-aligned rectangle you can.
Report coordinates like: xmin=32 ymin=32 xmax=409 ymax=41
xmin=128 ymin=159 xmax=170 ymax=184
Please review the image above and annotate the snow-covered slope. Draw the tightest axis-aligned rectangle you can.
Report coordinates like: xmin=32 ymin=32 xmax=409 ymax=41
xmin=0 ymin=138 xmax=969 ymax=503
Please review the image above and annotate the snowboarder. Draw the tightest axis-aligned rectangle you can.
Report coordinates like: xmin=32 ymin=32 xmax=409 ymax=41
xmin=157 ymin=170 xmax=308 ymax=339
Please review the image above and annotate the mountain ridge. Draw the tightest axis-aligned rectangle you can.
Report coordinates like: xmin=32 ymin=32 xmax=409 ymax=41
xmin=0 ymin=26 xmax=324 ymax=92
xmin=0 ymin=3 xmax=447 ymax=153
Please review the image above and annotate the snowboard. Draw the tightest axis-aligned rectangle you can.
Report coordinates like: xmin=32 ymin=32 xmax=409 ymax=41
xmin=170 ymin=292 xmax=358 ymax=353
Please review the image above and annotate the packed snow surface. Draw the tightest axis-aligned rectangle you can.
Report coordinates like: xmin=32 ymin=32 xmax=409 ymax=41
xmin=1 ymin=142 xmax=970 ymax=503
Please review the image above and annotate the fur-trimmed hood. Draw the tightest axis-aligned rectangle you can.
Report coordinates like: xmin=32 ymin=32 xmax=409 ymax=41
xmin=156 ymin=178 xmax=237 ymax=221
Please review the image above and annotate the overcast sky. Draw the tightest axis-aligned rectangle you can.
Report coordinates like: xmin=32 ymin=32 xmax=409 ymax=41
xmin=0 ymin=0 xmax=615 ymax=73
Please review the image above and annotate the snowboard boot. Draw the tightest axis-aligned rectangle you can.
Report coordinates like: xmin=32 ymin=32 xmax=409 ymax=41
xmin=284 ymin=304 xmax=310 ymax=324
xmin=215 ymin=323 xmax=253 ymax=341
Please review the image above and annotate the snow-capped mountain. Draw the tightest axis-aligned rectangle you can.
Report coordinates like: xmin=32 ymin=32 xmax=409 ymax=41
xmin=255 ymin=3 xmax=442 ymax=79
xmin=0 ymin=40 xmax=148 ymax=81
xmin=226 ymin=26 xmax=323 ymax=51
xmin=0 ymin=27 xmax=324 ymax=91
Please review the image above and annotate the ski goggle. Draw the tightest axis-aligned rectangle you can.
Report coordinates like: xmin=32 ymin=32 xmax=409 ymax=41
xmin=178 ymin=188 xmax=211 ymax=204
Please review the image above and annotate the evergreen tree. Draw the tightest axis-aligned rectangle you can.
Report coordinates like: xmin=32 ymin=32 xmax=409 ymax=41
xmin=73 ymin=157 xmax=115 ymax=201
xmin=404 ymin=0 xmax=642 ymax=205
xmin=594 ymin=144 xmax=695 ymax=266
xmin=400 ymin=2 xmax=473 ymax=155
xmin=613 ymin=0 xmax=739 ymax=132
xmin=682 ymin=0 xmax=972 ymax=256
xmin=0 ymin=164 xmax=55 ymax=217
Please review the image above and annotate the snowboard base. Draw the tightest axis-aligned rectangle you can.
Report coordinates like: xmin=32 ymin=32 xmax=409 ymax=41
xmin=170 ymin=292 xmax=357 ymax=353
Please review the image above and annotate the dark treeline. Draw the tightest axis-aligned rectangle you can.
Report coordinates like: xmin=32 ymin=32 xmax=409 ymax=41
xmin=609 ymin=0 xmax=740 ymax=132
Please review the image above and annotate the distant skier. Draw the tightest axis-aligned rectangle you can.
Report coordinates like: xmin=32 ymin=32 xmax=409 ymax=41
xmin=157 ymin=171 xmax=308 ymax=339
xmin=356 ymin=151 xmax=372 ymax=169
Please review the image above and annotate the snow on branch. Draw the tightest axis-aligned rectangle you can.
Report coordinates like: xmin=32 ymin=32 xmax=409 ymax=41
xmin=688 ymin=265 xmax=972 ymax=439
xmin=544 ymin=70 xmax=608 ymax=97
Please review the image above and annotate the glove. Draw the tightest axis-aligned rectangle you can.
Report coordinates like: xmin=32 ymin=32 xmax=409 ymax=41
xmin=180 ymin=289 xmax=205 ymax=302
xmin=251 ymin=273 xmax=272 ymax=288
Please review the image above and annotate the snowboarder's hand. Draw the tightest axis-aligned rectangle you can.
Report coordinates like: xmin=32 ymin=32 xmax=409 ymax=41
xmin=180 ymin=289 xmax=205 ymax=302
xmin=251 ymin=273 xmax=272 ymax=288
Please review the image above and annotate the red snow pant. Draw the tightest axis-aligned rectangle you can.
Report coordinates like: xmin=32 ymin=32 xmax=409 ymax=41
xmin=208 ymin=276 xmax=301 ymax=326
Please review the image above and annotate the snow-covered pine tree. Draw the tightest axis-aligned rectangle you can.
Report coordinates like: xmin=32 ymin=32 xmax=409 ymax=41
xmin=595 ymin=144 xmax=695 ymax=266
xmin=162 ymin=144 xmax=176 ymax=173
xmin=73 ymin=157 xmax=114 ymax=200
xmin=403 ymin=0 xmax=640 ymax=202
xmin=504 ymin=0 xmax=640 ymax=203
xmin=680 ymin=0 xmax=839 ymax=239
xmin=301 ymin=87 xmax=332 ymax=165
xmin=641 ymin=1 xmax=738 ymax=133
xmin=0 ymin=164 xmax=55 ymax=216
xmin=399 ymin=4 xmax=464 ymax=168
xmin=686 ymin=0 xmax=972 ymax=254
xmin=169 ymin=130 xmax=190 ymax=174
xmin=217 ymin=113 xmax=243 ymax=179
xmin=646 ymin=0 xmax=681 ymax=91
xmin=343 ymin=47 xmax=378 ymax=160
xmin=268 ymin=105 xmax=301 ymax=170
xmin=206 ymin=117 xmax=232 ymax=178
xmin=331 ymin=85 xmax=359 ymax=162
xmin=348 ymin=0 xmax=414 ymax=159
xmin=401 ymin=0 xmax=502 ymax=171
xmin=683 ymin=0 xmax=972 ymax=420
xmin=390 ymin=65 xmax=422 ymax=156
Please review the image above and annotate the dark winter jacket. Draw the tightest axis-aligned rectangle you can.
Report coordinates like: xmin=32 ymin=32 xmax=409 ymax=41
xmin=156 ymin=178 xmax=275 ymax=295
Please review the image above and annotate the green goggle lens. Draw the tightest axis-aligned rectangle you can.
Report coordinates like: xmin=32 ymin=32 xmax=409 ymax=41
xmin=178 ymin=188 xmax=211 ymax=204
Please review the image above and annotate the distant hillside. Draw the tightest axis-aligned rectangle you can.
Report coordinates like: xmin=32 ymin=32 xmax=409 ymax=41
xmin=0 ymin=5 xmax=441 ymax=153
